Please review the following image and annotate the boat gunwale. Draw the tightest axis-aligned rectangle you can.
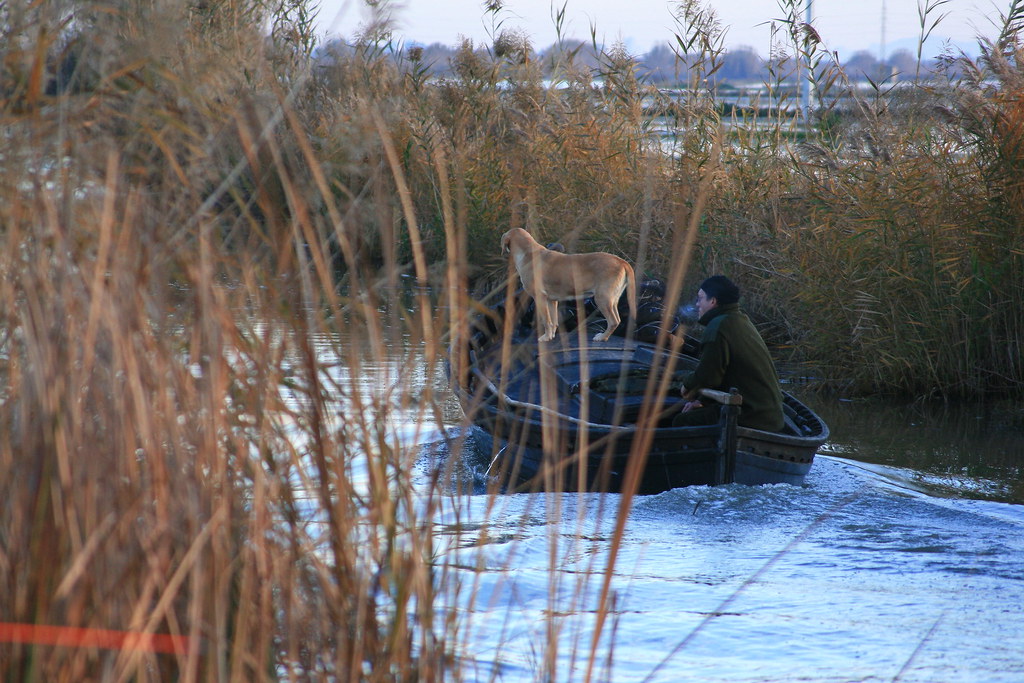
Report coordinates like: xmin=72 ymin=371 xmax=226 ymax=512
xmin=466 ymin=338 xmax=829 ymax=449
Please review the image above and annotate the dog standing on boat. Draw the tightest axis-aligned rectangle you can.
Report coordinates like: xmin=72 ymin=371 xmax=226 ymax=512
xmin=500 ymin=228 xmax=637 ymax=342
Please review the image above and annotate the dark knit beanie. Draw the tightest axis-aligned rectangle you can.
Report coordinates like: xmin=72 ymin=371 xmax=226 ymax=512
xmin=700 ymin=275 xmax=740 ymax=306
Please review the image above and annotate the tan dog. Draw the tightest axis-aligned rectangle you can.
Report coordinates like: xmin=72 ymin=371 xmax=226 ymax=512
xmin=501 ymin=228 xmax=637 ymax=342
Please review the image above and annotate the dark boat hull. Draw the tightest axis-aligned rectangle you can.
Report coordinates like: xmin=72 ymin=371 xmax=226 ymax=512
xmin=452 ymin=293 xmax=829 ymax=493
xmin=471 ymin=404 xmax=729 ymax=494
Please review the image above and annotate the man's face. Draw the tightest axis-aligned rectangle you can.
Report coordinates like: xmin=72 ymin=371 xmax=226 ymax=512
xmin=696 ymin=288 xmax=716 ymax=318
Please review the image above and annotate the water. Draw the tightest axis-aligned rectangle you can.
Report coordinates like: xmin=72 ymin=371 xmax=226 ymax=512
xmin=414 ymin=395 xmax=1024 ymax=682
xmin=319 ymin=327 xmax=1024 ymax=681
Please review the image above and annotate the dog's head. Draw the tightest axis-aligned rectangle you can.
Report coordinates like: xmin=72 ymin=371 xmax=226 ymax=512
xmin=501 ymin=228 xmax=538 ymax=255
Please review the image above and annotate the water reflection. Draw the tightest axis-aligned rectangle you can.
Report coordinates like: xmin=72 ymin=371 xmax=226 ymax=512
xmin=812 ymin=397 xmax=1024 ymax=504
xmin=417 ymin=436 xmax=1024 ymax=682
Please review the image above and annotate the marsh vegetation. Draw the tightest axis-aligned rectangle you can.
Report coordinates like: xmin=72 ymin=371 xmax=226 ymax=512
xmin=1 ymin=0 xmax=1022 ymax=679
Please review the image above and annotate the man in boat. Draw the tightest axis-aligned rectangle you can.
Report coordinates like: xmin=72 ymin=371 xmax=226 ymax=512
xmin=673 ymin=275 xmax=785 ymax=432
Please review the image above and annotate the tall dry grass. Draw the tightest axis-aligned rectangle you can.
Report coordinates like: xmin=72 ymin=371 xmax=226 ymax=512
xmin=313 ymin=10 xmax=681 ymax=279
xmin=2 ymin=1 xmax=682 ymax=679
xmin=694 ymin=0 xmax=1024 ymax=397
xmin=311 ymin=0 xmax=1023 ymax=398
xmin=0 ymin=1 xmax=467 ymax=679
xmin=2 ymin=0 xmax=1023 ymax=679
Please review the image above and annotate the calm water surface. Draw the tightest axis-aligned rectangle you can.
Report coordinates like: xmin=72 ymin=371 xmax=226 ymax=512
xmin=332 ymin=329 xmax=1024 ymax=682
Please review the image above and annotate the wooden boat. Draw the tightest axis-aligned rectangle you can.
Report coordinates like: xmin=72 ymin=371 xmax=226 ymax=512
xmin=450 ymin=284 xmax=830 ymax=494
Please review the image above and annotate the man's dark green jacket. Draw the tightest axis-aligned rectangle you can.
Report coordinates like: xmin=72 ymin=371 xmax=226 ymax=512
xmin=682 ymin=303 xmax=784 ymax=432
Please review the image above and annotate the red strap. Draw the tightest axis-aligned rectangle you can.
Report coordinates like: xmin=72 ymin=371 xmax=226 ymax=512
xmin=0 ymin=622 xmax=196 ymax=655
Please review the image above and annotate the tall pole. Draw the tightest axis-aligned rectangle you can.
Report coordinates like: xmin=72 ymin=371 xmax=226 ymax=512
xmin=881 ymin=0 xmax=887 ymax=64
xmin=881 ymin=0 xmax=888 ymax=79
xmin=802 ymin=0 xmax=812 ymax=120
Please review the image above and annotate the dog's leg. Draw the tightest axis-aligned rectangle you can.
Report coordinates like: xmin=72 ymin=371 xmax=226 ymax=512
xmin=547 ymin=300 xmax=559 ymax=340
xmin=535 ymin=295 xmax=552 ymax=342
xmin=593 ymin=279 xmax=625 ymax=342
xmin=593 ymin=302 xmax=621 ymax=341
xmin=536 ymin=299 xmax=561 ymax=342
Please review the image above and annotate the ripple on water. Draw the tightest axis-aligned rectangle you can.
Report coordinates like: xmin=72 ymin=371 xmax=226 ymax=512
xmin=412 ymin=428 xmax=1024 ymax=681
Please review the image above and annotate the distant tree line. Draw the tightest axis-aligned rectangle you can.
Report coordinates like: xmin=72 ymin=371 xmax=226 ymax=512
xmin=318 ymin=38 xmax=946 ymax=86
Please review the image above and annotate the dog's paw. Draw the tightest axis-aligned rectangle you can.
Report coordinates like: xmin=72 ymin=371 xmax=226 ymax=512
xmin=538 ymin=333 xmax=555 ymax=342
xmin=592 ymin=332 xmax=610 ymax=342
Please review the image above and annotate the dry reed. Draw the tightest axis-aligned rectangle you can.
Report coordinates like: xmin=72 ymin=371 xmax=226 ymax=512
xmin=2 ymin=0 xmax=1022 ymax=680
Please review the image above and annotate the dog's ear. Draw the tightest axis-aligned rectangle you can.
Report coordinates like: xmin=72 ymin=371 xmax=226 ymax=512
xmin=500 ymin=231 xmax=511 ymax=254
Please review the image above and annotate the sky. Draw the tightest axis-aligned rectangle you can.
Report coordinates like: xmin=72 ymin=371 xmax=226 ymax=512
xmin=314 ymin=0 xmax=1006 ymax=59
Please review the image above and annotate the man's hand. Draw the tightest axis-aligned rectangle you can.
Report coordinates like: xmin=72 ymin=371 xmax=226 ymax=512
xmin=679 ymin=384 xmax=702 ymax=412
